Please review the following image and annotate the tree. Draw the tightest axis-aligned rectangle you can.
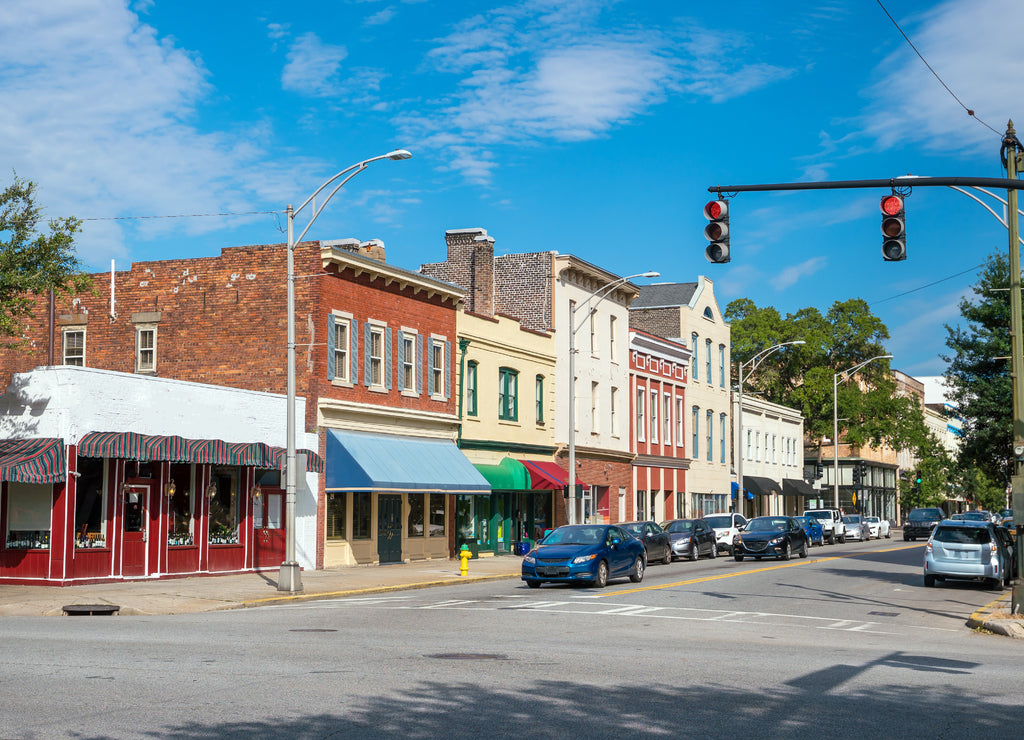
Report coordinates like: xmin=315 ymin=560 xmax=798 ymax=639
xmin=0 ymin=175 xmax=90 ymax=345
xmin=942 ymin=250 xmax=1013 ymax=490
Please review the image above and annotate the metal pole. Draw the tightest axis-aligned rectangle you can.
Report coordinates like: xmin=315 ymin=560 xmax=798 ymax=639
xmin=736 ymin=361 xmax=744 ymax=517
xmin=279 ymin=204 xmax=301 ymax=592
xmin=567 ymin=301 xmax=576 ymax=526
xmin=1005 ymin=121 xmax=1024 ymax=612
xmin=833 ymin=372 xmax=840 ymax=510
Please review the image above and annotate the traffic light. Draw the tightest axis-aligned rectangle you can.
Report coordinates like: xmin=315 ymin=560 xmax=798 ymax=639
xmin=703 ymin=199 xmax=730 ymax=263
xmin=880 ymin=194 xmax=906 ymax=261
xmin=852 ymin=464 xmax=861 ymax=485
xmin=815 ymin=462 xmax=824 ymax=480
xmin=859 ymin=460 xmax=868 ymax=485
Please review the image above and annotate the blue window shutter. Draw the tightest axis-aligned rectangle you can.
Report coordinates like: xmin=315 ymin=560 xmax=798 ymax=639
xmin=326 ymin=314 xmax=336 ymax=381
xmin=396 ymin=331 xmax=405 ymax=390
xmin=349 ymin=319 xmax=358 ymax=384
xmin=385 ymin=327 xmax=393 ymax=390
xmin=364 ymin=322 xmax=372 ymax=387
xmin=444 ymin=340 xmax=451 ymax=399
xmin=427 ymin=338 xmax=435 ymax=396
xmin=416 ymin=334 xmax=423 ymax=394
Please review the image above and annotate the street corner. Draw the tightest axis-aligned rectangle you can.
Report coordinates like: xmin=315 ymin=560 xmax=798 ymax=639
xmin=967 ymin=592 xmax=1024 ymax=638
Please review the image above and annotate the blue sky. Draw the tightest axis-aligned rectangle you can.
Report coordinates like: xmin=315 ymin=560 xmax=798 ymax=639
xmin=2 ymin=0 xmax=1023 ymax=377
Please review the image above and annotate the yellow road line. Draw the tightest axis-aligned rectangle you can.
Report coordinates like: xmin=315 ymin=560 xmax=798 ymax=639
xmin=968 ymin=591 xmax=1012 ymax=625
xmin=603 ymin=542 xmax=924 ymax=598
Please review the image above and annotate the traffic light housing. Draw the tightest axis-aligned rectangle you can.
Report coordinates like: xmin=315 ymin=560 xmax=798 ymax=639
xmin=815 ymin=462 xmax=824 ymax=480
xmin=859 ymin=461 xmax=868 ymax=485
xmin=880 ymin=194 xmax=906 ymax=261
xmin=703 ymin=199 xmax=730 ymax=263
xmin=852 ymin=464 xmax=861 ymax=485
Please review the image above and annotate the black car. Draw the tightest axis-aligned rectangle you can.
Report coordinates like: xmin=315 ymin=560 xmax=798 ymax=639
xmin=660 ymin=518 xmax=718 ymax=560
xmin=733 ymin=516 xmax=809 ymax=561
xmin=904 ymin=507 xmax=945 ymax=541
xmin=620 ymin=521 xmax=673 ymax=565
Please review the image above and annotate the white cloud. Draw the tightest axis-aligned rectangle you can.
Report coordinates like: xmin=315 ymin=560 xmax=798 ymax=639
xmin=365 ymin=7 xmax=397 ymax=26
xmin=770 ymin=256 xmax=828 ymax=291
xmin=281 ymin=32 xmax=348 ymax=97
xmin=885 ymin=286 xmax=971 ymax=375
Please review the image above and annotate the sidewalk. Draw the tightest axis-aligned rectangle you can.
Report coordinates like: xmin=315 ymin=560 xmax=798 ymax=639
xmin=0 ymin=555 xmax=523 ymax=617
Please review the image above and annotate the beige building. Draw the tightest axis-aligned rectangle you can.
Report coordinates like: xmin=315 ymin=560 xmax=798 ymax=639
xmin=733 ymin=394 xmax=808 ymax=517
xmin=630 ymin=277 xmax=732 ymax=515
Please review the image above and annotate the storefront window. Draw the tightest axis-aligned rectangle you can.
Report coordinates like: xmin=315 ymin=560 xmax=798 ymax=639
xmin=75 ymin=456 xmax=106 ymax=548
xmin=6 ymin=482 xmax=52 ymax=549
xmin=167 ymin=463 xmax=193 ymax=546
xmin=208 ymin=465 xmax=239 ymax=545
xmin=408 ymin=493 xmax=425 ymax=536
xmin=456 ymin=495 xmax=475 ymax=546
xmin=533 ymin=495 xmax=552 ymax=541
xmin=353 ymin=492 xmax=371 ymax=539
xmin=429 ymin=494 xmax=446 ymax=537
xmin=326 ymin=492 xmax=346 ymax=539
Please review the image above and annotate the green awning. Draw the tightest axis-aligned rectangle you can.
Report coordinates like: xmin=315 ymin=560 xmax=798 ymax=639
xmin=473 ymin=458 xmax=530 ymax=490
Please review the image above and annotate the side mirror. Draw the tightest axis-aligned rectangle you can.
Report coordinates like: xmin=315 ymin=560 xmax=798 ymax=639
xmin=611 ymin=538 xmax=621 ymax=548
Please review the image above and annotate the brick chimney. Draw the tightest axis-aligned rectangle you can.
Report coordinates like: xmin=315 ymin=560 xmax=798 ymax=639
xmin=444 ymin=228 xmax=494 ymax=316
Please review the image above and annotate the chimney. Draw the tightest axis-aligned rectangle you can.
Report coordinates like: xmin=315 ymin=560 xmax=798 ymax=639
xmin=359 ymin=239 xmax=386 ymax=263
xmin=443 ymin=228 xmax=494 ymax=316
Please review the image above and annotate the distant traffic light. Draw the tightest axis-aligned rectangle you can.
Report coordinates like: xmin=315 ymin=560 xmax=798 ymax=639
xmin=815 ymin=462 xmax=824 ymax=480
xmin=852 ymin=464 xmax=861 ymax=485
xmin=880 ymin=194 xmax=906 ymax=261
xmin=859 ymin=461 xmax=868 ymax=485
xmin=703 ymin=199 xmax=730 ymax=263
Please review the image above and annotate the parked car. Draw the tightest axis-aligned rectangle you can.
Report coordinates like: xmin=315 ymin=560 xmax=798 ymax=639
xmin=923 ymin=519 xmax=1008 ymax=589
xmin=803 ymin=508 xmax=846 ymax=544
xmin=904 ymin=507 xmax=945 ymax=541
xmin=962 ymin=510 xmax=994 ymax=523
xmin=661 ymin=518 xmax=718 ymax=560
xmin=704 ymin=512 xmax=748 ymax=555
xmin=733 ymin=516 xmax=809 ymax=561
xmin=865 ymin=516 xmax=891 ymax=539
xmin=842 ymin=515 xmax=871 ymax=542
xmin=794 ymin=515 xmax=825 ymax=546
xmin=521 ymin=524 xmax=646 ymax=589
xmin=995 ymin=525 xmax=1017 ymax=577
xmin=620 ymin=521 xmax=673 ymax=565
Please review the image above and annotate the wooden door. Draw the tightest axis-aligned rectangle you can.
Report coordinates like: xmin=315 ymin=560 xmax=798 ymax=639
xmin=121 ymin=482 xmax=149 ymax=577
xmin=253 ymin=490 xmax=285 ymax=569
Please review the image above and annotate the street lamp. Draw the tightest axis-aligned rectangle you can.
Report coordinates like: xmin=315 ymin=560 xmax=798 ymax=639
xmin=832 ymin=354 xmax=892 ymax=510
xmin=566 ymin=271 xmax=659 ymax=525
xmin=735 ymin=341 xmax=805 ymax=518
xmin=279 ymin=149 xmax=412 ymax=593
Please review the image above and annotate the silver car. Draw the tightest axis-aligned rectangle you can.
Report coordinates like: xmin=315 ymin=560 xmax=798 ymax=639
xmin=923 ymin=520 xmax=1008 ymax=589
xmin=842 ymin=515 xmax=870 ymax=542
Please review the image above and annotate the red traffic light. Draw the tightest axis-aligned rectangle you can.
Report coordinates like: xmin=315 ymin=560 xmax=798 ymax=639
xmin=704 ymin=200 xmax=728 ymax=220
xmin=880 ymin=194 xmax=903 ymax=216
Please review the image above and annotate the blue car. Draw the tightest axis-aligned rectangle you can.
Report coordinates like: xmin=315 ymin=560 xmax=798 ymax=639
xmin=521 ymin=524 xmax=646 ymax=589
xmin=794 ymin=515 xmax=825 ymax=547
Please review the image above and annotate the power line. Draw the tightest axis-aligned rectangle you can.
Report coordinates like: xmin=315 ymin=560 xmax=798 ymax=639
xmin=876 ymin=0 xmax=1001 ymax=137
xmin=80 ymin=209 xmax=279 ymax=221
xmin=870 ymin=263 xmax=984 ymax=306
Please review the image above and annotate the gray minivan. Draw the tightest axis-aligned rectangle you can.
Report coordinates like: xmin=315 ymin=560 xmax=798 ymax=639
xmin=923 ymin=520 xmax=1008 ymax=590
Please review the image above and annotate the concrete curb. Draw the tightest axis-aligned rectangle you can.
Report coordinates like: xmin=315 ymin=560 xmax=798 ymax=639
xmin=966 ymin=592 xmax=1024 ymax=638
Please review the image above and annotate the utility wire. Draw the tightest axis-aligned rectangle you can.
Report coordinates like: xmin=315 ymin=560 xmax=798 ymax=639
xmin=79 ymin=210 xmax=278 ymax=221
xmin=876 ymin=0 xmax=1001 ymax=137
xmin=870 ymin=263 xmax=984 ymax=306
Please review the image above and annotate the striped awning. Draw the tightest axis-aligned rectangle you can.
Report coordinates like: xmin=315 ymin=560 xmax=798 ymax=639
xmin=186 ymin=438 xmax=230 ymax=464
xmin=227 ymin=441 xmax=276 ymax=467
xmin=0 ymin=438 xmax=67 ymax=484
xmin=78 ymin=431 xmax=163 ymax=460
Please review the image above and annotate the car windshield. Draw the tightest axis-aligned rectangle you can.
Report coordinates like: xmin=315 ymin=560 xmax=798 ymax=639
xmin=805 ymin=511 xmax=831 ymax=521
xmin=704 ymin=515 xmax=733 ymax=529
xmin=541 ymin=526 xmax=604 ymax=546
xmin=663 ymin=521 xmax=694 ymax=533
xmin=621 ymin=523 xmax=644 ymax=535
xmin=963 ymin=512 xmax=989 ymax=521
xmin=745 ymin=517 xmax=787 ymax=533
xmin=842 ymin=516 xmax=861 ymax=524
xmin=909 ymin=508 xmax=944 ymax=520
xmin=866 ymin=517 xmax=879 ymax=523
xmin=933 ymin=526 xmax=991 ymax=544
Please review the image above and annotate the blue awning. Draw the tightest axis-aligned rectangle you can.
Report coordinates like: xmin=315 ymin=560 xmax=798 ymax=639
xmin=325 ymin=429 xmax=491 ymax=494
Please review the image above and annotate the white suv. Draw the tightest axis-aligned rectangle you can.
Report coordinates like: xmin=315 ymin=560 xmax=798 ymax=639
xmin=703 ymin=512 xmax=748 ymax=555
xmin=803 ymin=508 xmax=846 ymax=544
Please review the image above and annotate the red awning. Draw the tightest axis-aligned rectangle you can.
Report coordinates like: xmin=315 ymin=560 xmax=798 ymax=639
xmin=519 ymin=460 xmax=583 ymax=491
xmin=78 ymin=431 xmax=163 ymax=460
xmin=0 ymin=438 xmax=66 ymax=484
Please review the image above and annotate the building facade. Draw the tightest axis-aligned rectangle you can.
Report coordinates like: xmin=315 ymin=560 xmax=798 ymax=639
xmin=732 ymin=394 xmax=809 ymax=517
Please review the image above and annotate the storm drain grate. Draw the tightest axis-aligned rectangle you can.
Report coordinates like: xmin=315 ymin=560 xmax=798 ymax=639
xmin=867 ymin=611 xmax=900 ymax=617
xmin=290 ymin=628 xmax=338 ymax=632
xmin=427 ymin=653 xmax=507 ymax=661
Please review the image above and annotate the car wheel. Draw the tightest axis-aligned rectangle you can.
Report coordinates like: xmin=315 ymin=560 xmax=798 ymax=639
xmin=630 ymin=556 xmax=645 ymax=583
xmin=828 ymin=532 xmax=836 ymax=545
xmin=592 ymin=560 xmax=609 ymax=588
xmin=711 ymin=542 xmax=718 ymax=558
xmin=689 ymin=540 xmax=699 ymax=561
xmin=780 ymin=541 xmax=791 ymax=561
xmin=526 ymin=580 xmax=541 ymax=589
xmin=839 ymin=535 xmax=846 ymax=544
xmin=885 ymin=531 xmax=891 ymax=539
xmin=734 ymin=553 xmax=744 ymax=562
xmin=924 ymin=574 xmax=936 ymax=588
xmin=663 ymin=544 xmax=673 ymax=565
xmin=799 ymin=541 xmax=808 ymax=558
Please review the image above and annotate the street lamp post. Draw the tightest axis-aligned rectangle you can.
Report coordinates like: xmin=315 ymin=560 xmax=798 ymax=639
xmin=566 ymin=271 xmax=659 ymax=525
xmin=735 ymin=341 xmax=804 ymax=518
xmin=278 ymin=149 xmax=412 ymax=593
xmin=832 ymin=354 xmax=892 ymax=511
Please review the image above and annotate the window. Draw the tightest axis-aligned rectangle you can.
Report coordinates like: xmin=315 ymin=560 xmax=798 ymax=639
xmin=772 ymin=434 xmax=777 ymax=464
xmin=705 ymin=339 xmax=712 ymax=381
xmin=369 ymin=327 xmax=384 ymax=387
xmin=691 ymin=333 xmax=698 ymax=381
xmin=429 ymin=493 xmax=446 ymax=537
xmin=755 ymin=431 xmax=761 ymax=462
xmin=63 ymin=328 xmax=84 ymax=366
xmin=706 ymin=409 xmax=713 ymax=461
xmin=499 ymin=368 xmax=518 ymax=420
xmin=663 ymin=393 xmax=672 ymax=445
xmin=74 ymin=456 xmax=106 ymax=549
xmin=650 ymin=389 xmax=658 ymax=443
xmin=208 ymin=466 xmax=240 ymax=544
xmin=328 ymin=314 xmax=356 ymax=384
xmin=746 ymin=429 xmax=752 ymax=460
xmin=589 ymin=311 xmax=597 ymax=353
xmin=408 ymin=493 xmax=425 ymax=536
xmin=353 ymin=492 xmax=371 ymax=539
xmin=691 ymin=406 xmax=699 ymax=459
xmin=720 ymin=413 xmax=727 ymax=463
xmin=326 ymin=492 xmax=346 ymax=539
xmin=136 ymin=327 xmax=156 ymax=373
xmin=676 ymin=398 xmax=683 ymax=447
xmin=467 ymin=361 xmax=478 ymax=416
xmin=636 ymin=388 xmax=646 ymax=442
xmin=431 ymin=341 xmax=444 ymax=396
xmin=334 ymin=319 xmax=349 ymax=383
xmin=719 ymin=344 xmax=726 ymax=387
xmin=167 ymin=462 xmax=194 ymax=546
xmin=610 ymin=386 xmax=618 ymax=436
xmin=5 ymin=483 xmax=52 ymax=549
xmin=609 ymin=315 xmax=617 ymax=360
xmin=535 ymin=375 xmax=544 ymax=423
xmin=401 ymin=334 xmax=415 ymax=391
xmin=591 ymin=382 xmax=599 ymax=433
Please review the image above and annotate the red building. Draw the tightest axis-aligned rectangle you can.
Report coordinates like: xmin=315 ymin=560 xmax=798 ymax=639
xmin=629 ymin=329 xmax=691 ymax=522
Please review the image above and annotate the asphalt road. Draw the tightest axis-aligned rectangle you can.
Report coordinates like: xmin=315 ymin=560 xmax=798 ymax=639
xmin=3 ymin=537 xmax=1022 ymax=739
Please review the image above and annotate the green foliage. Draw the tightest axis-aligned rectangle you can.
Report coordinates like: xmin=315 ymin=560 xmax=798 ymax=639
xmin=943 ymin=250 xmax=1014 ymax=489
xmin=902 ymin=455 xmax=953 ymax=510
xmin=0 ymin=175 xmax=90 ymax=345
xmin=956 ymin=465 xmax=1006 ymax=513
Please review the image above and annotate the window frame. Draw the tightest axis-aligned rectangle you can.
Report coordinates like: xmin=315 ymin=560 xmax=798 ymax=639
xmin=63 ymin=327 xmax=85 ymax=367
xmin=334 ymin=318 xmax=350 ymax=384
xmin=498 ymin=367 xmax=519 ymax=421
xmin=636 ymin=387 xmax=646 ymax=443
xmin=650 ymin=389 xmax=658 ymax=444
xmin=135 ymin=325 xmax=156 ymax=373
xmin=691 ymin=406 xmax=699 ymax=459
xmin=466 ymin=360 xmax=479 ymax=416
xmin=705 ymin=338 xmax=712 ymax=382
xmin=706 ymin=409 xmax=713 ymax=462
xmin=369 ymin=325 xmax=385 ymax=388
xmin=663 ymin=392 xmax=672 ymax=446
xmin=535 ymin=374 xmax=544 ymax=424
xmin=401 ymin=333 xmax=415 ymax=392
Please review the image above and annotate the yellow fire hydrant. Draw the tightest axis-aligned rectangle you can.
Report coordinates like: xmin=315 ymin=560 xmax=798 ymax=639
xmin=459 ymin=544 xmax=471 ymax=576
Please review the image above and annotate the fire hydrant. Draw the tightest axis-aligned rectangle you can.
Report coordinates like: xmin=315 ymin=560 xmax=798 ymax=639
xmin=459 ymin=544 xmax=471 ymax=576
